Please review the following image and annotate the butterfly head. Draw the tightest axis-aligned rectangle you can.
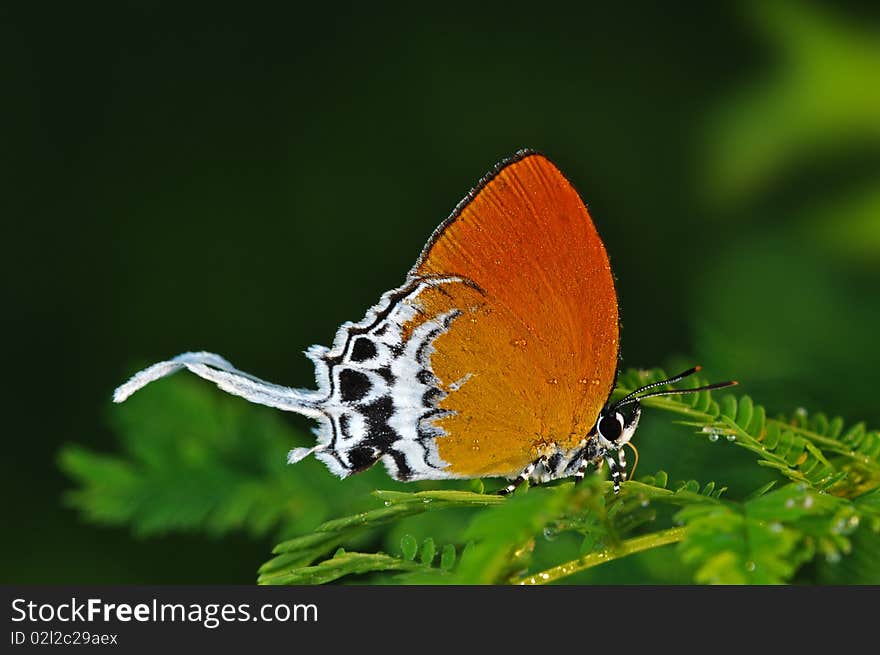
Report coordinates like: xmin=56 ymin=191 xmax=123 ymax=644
xmin=595 ymin=405 xmax=640 ymax=452
xmin=595 ymin=366 xmax=738 ymax=452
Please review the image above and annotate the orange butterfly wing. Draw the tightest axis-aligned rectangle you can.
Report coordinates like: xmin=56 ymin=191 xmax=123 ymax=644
xmin=408 ymin=151 xmax=619 ymax=477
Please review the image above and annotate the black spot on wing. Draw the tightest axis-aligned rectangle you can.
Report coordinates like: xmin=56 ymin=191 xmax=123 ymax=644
xmin=375 ymin=365 xmax=395 ymax=384
xmin=350 ymin=337 xmax=377 ymax=362
xmin=349 ymin=397 xmax=434 ymax=479
xmin=346 ymin=446 xmax=380 ymax=473
xmin=339 ymin=369 xmax=371 ymax=403
xmin=358 ymin=396 xmax=397 ymax=451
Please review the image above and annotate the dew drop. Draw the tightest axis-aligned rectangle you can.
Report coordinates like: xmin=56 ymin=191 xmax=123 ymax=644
xmin=383 ymin=501 xmax=392 ymax=507
xmin=726 ymin=434 xmax=737 ymax=442
xmin=543 ymin=527 xmax=558 ymax=542
xmin=770 ymin=522 xmax=783 ymax=533
xmin=540 ymin=573 xmax=550 ymax=580
xmin=422 ymin=498 xmax=433 ymax=504
xmin=825 ymin=550 xmax=841 ymax=564
xmin=708 ymin=433 xmax=720 ymax=443
xmin=785 ymin=498 xmax=795 ymax=508
xmin=745 ymin=561 xmax=756 ymax=572
xmin=803 ymin=495 xmax=814 ymax=509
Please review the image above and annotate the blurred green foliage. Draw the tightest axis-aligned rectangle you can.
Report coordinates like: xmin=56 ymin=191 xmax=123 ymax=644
xmin=4 ymin=0 xmax=879 ymax=583
xmin=59 ymin=378 xmax=409 ymax=540
xmin=694 ymin=1 xmax=880 ymax=427
xmin=704 ymin=2 xmax=880 ymax=203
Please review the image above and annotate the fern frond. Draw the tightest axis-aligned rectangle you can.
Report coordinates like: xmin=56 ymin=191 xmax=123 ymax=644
xmin=616 ymin=369 xmax=880 ymax=497
xmin=677 ymin=482 xmax=857 ymax=584
xmin=258 ymin=489 xmax=502 ymax=583
xmin=260 ymin=475 xmax=726 ymax=585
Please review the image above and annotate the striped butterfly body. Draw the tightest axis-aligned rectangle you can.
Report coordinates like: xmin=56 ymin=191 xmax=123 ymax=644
xmin=115 ymin=151 xmax=735 ymax=493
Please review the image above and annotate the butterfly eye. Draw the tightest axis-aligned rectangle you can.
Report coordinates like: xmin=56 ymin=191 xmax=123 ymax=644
xmin=598 ymin=413 xmax=623 ymax=441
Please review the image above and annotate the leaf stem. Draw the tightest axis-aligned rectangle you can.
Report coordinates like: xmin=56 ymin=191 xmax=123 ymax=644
xmin=512 ymin=526 xmax=687 ymax=585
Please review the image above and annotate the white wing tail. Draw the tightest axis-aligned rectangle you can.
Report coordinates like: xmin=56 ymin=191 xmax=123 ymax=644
xmin=113 ymin=351 xmax=323 ymax=417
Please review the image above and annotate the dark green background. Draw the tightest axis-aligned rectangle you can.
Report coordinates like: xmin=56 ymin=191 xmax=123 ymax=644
xmin=4 ymin=1 xmax=879 ymax=583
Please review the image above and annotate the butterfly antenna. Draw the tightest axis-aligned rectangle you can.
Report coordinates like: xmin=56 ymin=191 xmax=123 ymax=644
xmin=613 ymin=367 xmax=737 ymax=409
xmin=613 ymin=366 xmax=702 ymax=407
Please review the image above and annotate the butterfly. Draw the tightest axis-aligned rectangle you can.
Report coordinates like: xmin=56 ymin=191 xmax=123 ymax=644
xmin=114 ymin=150 xmax=735 ymax=494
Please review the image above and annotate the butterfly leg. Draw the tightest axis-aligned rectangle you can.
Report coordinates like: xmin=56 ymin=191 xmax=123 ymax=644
xmin=572 ymin=440 xmax=602 ymax=485
xmin=577 ymin=453 xmax=624 ymax=494
xmin=617 ymin=446 xmax=627 ymax=481
xmin=606 ymin=455 xmax=624 ymax=494
xmin=499 ymin=456 xmax=548 ymax=495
